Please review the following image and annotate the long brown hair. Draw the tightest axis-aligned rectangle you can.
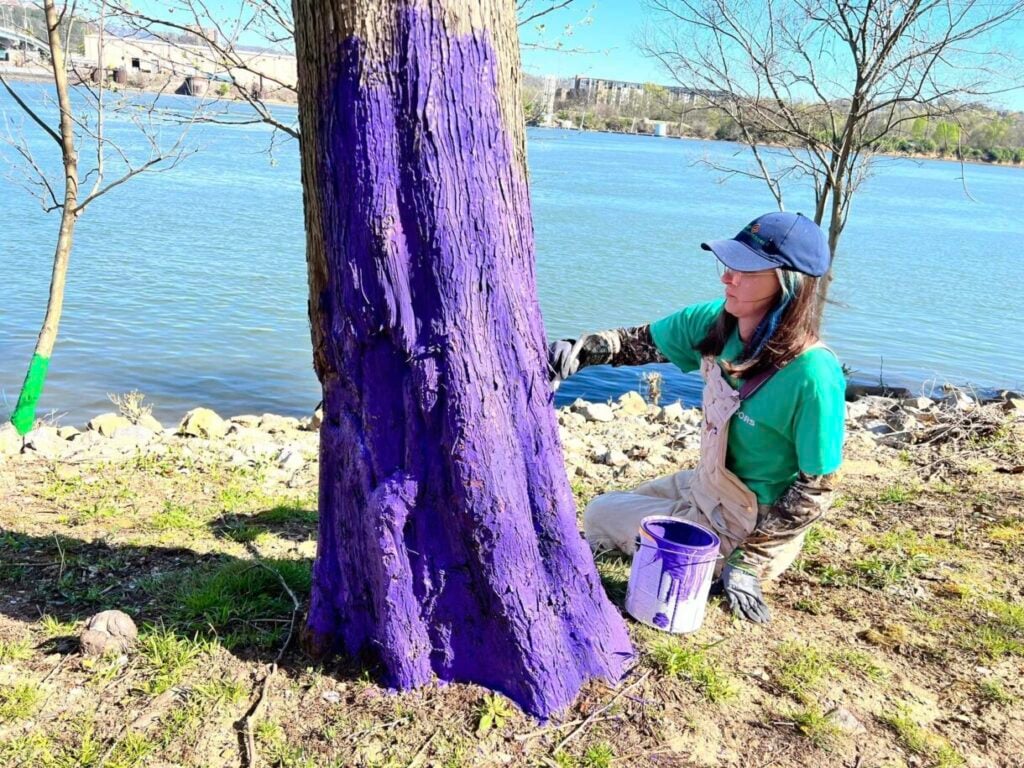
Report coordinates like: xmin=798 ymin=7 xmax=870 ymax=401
xmin=696 ymin=270 xmax=821 ymax=378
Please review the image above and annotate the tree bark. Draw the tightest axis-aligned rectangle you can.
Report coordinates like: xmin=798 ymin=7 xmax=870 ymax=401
xmin=10 ymin=0 xmax=79 ymax=435
xmin=293 ymin=1 xmax=633 ymax=718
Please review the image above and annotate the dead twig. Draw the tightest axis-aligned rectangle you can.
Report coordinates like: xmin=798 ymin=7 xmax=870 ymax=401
xmin=240 ymin=560 xmax=301 ymax=768
xmin=551 ymin=670 xmax=651 ymax=755
xmin=406 ymin=728 xmax=438 ymax=768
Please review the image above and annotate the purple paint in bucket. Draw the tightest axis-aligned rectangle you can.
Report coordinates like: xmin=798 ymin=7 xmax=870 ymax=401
xmin=624 ymin=516 xmax=720 ymax=634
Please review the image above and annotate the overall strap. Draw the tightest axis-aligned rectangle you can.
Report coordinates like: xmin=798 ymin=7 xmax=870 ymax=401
xmin=738 ymin=365 xmax=780 ymax=401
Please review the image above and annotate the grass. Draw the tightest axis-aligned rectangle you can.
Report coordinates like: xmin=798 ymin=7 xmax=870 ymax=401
xmin=785 ymin=704 xmax=842 ymax=749
xmin=137 ymin=625 xmax=209 ymax=694
xmin=105 ymin=732 xmax=157 ymax=768
xmin=832 ymin=647 xmax=891 ymax=683
xmin=167 ymin=559 xmax=310 ymax=650
xmin=978 ymin=678 xmax=1014 ymax=705
xmin=0 ymin=636 xmax=32 ymax=662
xmin=0 ymin=680 xmax=43 ymax=723
xmin=879 ymin=705 xmax=965 ymax=767
xmin=853 ymin=552 xmax=932 ymax=588
xmin=476 ymin=692 xmax=516 ymax=734
xmin=152 ymin=500 xmax=205 ymax=532
xmin=962 ymin=596 xmax=1024 ymax=659
xmin=40 ymin=613 xmax=79 ymax=638
xmin=988 ymin=518 xmax=1024 ymax=553
xmin=647 ymin=637 xmax=738 ymax=703
xmin=774 ymin=641 xmax=834 ymax=702
xmin=875 ymin=483 xmax=921 ymax=504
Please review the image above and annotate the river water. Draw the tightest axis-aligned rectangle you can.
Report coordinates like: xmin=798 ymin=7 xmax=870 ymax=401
xmin=2 ymin=86 xmax=1022 ymax=424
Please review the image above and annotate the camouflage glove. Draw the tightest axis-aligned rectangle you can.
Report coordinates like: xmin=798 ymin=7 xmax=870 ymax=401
xmin=720 ymin=550 xmax=771 ymax=624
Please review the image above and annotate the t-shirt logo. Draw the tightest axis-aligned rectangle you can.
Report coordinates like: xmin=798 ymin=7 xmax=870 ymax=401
xmin=736 ymin=410 xmax=756 ymax=428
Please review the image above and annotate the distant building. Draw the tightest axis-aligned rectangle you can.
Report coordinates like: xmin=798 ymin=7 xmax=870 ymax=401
xmin=565 ymin=76 xmax=711 ymax=108
xmin=83 ymin=30 xmax=296 ymax=97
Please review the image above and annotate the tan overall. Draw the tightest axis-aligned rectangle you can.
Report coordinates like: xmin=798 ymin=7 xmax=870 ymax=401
xmin=583 ymin=356 xmax=807 ymax=581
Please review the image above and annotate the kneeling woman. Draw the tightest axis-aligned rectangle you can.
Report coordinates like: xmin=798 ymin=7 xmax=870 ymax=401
xmin=549 ymin=212 xmax=846 ymax=624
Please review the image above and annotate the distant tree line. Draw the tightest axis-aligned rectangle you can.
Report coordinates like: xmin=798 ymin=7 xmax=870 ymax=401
xmin=523 ymin=77 xmax=1024 ymax=165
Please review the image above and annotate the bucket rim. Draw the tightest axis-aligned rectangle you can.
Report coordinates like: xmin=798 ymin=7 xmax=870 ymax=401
xmin=639 ymin=516 xmax=720 ymax=553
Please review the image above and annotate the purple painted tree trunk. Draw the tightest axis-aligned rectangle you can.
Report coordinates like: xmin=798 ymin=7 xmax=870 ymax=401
xmin=293 ymin=1 xmax=633 ymax=718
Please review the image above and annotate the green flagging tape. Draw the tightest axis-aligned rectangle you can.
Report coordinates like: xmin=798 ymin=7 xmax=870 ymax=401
xmin=10 ymin=353 xmax=50 ymax=436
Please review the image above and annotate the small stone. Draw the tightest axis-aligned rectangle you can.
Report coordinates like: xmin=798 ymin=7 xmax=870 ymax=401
xmin=646 ymin=404 xmax=663 ymax=420
xmin=827 ymin=706 xmax=866 ymax=735
xmin=321 ymin=690 xmax=341 ymax=704
xmin=57 ymin=426 xmax=80 ymax=440
xmin=80 ymin=610 xmax=138 ymax=656
xmin=277 ymin=446 xmax=305 ymax=473
xmin=942 ymin=387 xmax=975 ymax=411
xmin=231 ymin=414 xmax=261 ymax=428
xmin=845 ymin=400 xmax=872 ymax=421
xmin=659 ymin=402 xmax=685 ymax=423
xmin=88 ymin=412 xmax=132 ymax=437
xmin=573 ymin=400 xmax=614 ymax=423
xmin=178 ymin=407 xmax=227 ymax=439
xmin=603 ymin=449 xmax=629 ymax=468
xmin=308 ymin=407 xmax=324 ymax=431
xmin=901 ymin=396 xmax=934 ymax=412
xmin=616 ymin=391 xmax=648 ymax=416
xmin=137 ymin=414 xmax=163 ymax=432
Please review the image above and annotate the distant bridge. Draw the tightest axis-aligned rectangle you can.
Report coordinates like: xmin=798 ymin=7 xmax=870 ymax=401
xmin=0 ymin=24 xmax=49 ymax=56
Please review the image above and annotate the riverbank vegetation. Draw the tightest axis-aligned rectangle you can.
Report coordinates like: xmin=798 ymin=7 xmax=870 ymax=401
xmin=2 ymin=391 xmax=1021 ymax=767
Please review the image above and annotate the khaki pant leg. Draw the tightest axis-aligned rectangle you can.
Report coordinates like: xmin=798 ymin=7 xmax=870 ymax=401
xmin=756 ymin=530 xmax=810 ymax=581
xmin=583 ymin=470 xmax=696 ymax=555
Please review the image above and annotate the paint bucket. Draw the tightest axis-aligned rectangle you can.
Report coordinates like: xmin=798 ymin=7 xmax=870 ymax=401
xmin=624 ymin=516 xmax=720 ymax=634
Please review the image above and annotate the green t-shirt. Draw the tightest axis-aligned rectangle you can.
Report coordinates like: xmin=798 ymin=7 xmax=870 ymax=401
xmin=650 ymin=299 xmax=846 ymax=505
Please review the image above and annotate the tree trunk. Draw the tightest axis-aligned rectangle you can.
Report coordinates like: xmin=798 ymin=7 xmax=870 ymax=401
xmin=10 ymin=0 xmax=79 ymax=435
xmin=292 ymin=1 xmax=633 ymax=718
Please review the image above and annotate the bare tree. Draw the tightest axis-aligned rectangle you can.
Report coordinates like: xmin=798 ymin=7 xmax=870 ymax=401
xmin=640 ymin=0 xmax=1024 ymax=307
xmin=102 ymin=1 xmax=583 ymax=147
xmin=3 ymin=0 xmax=195 ymax=435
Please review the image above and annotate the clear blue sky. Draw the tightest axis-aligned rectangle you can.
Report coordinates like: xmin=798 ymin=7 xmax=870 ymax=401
xmin=518 ymin=1 xmax=668 ymax=84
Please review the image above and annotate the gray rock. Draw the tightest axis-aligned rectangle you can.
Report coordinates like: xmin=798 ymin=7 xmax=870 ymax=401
xmin=646 ymin=405 xmax=663 ymax=420
xmin=109 ymin=425 xmax=156 ymax=450
xmin=659 ymin=402 xmax=685 ymax=423
xmin=307 ymin=407 xmax=324 ymax=431
xmin=558 ymin=410 xmax=586 ymax=428
xmin=260 ymin=414 xmax=302 ymax=433
xmin=231 ymin=414 xmax=261 ymax=428
xmin=845 ymin=400 xmax=872 ymax=421
xmin=826 ymin=706 xmax=866 ymax=735
xmin=603 ymin=449 xmax=629 ymax=468
xmin=277 ymin=445 xmax=306 ymax=473
xmin=137 ymin=413 xmax=163 ymax=432
xmin=574 ymin=401 xmax=614 ymax=423
xmin=616 ymin=391 xmax=648 ymax=416
xmin=88 ymin=412 xmax=132 ymax=437
xmin=941 ymin=387 xmax=975 ymax=411
xmin=901 ymin=396 xmax=935 ymax=412
xmin=178 ymin=407 xmax=227 ymax=439
xmin=80 ymin=610 xmax=138 ymax=656
xmin=24 ymin=426 xmax=63 ymax=458
xmin=57 ymin=426 xmax=80 ymax=440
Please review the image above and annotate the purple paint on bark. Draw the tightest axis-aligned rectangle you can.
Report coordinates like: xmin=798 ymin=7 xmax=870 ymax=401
xmin=305 ymin=8 xmax=633 ymax=718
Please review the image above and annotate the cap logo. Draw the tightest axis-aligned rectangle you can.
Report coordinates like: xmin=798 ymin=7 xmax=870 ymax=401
xmin=750 ymin=223 xmax=760 ymax=234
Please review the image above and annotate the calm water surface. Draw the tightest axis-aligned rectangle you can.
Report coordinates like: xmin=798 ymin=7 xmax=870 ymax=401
xmin=2 ymin=85 xmax=1022 ymax=424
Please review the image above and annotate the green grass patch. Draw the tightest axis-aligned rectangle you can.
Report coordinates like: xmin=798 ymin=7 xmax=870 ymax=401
xmin=152 ymin=501 xmax=205 ymax=532
xmin=879 ymin=705 xmax=964 ymax=767
xmin=988 ymin=519 xmax=1024 ymax=553
xmin=137 ymin=625 xmax=209 ymax=694
xmin=593 ymin=552 xmax=631 ymax=605
xmin=255 ymin=504 xmax=318 ymax=526
xmin=0 ymin=637 xmax=32 ymax=662
xmin=853 ymin=552 xmax=931 ymax=589
xmin=832 ymin=647 xmax=891 ymax=683
xmin=40 ymin=614 xmax=79 ymax=638
xmin=774 ymin=641 xmax=836 ymax=702
xmin=105 ymin=731 xmax=157 ymax=768
xmin=875 ymin=483 xmax=921 ymax=504
xmin=168 ymin=559 xmax=310 ymax=650
xmin=785 ymin=704 xmax=842 ymax=749
xmin=978 ymin=678 xmax=1014 ymax=705
xmin=647 ymin=638 xmax=738 ymax=703
xmin=964 ymin=597 xmax=1024 ymax=658
xmin=0 ymin=681 xmax=43 ymax=723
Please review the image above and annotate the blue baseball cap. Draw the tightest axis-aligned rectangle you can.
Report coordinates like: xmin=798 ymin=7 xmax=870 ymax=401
xmin=700 ymin=212 xmax=831 ymax=277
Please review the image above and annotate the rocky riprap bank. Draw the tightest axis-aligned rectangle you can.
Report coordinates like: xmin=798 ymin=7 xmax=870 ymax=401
xmin=2 ymin=387 xmax=1021 ymax=485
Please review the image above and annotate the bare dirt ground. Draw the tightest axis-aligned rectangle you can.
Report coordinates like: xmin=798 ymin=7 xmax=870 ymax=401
xmin=1 ymin=400 xmax=1021 ymax=768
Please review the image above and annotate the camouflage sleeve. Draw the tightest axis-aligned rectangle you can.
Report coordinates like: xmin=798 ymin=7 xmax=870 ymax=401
xmin=576 ymin=324 xmax=669 ymax=369
xmin=734 ymin=472 xmax=837 ymax=575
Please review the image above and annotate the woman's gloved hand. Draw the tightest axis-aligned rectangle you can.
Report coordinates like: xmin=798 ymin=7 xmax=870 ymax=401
xmin=547 ymin=339 xmax=580 ymax=386
xmin=720 ymin=552 xmax=771 ymax=624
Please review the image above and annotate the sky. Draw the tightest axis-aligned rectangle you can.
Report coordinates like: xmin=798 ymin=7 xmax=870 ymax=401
xmin=518 ymin=1 xmax=668 ymax=84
